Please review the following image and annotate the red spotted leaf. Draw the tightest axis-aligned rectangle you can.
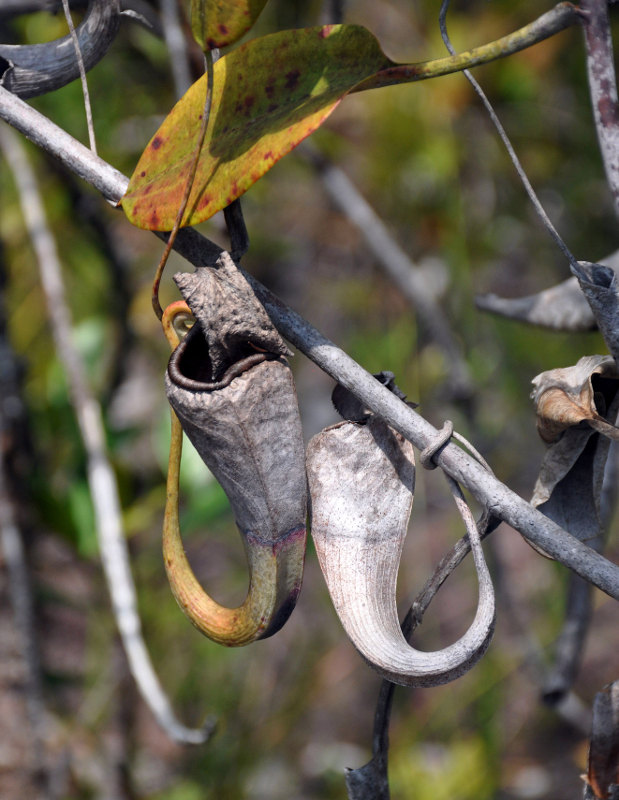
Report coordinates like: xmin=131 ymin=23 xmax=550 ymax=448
xmin=191 ymin=0 xmax=268 ymax=51
xmin=122 ymin=25 xmax=393 ymax=231
xmin=123 ymin=8 xmax=574 ymax=230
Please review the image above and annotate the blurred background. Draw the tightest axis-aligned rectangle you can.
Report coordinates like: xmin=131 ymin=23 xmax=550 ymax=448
xmin=1 ymin=0 xmax=618 ymax=797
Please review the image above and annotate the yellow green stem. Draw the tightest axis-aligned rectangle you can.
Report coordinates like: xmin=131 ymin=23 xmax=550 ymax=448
xmin=354 ymin=2 xmax=580 ymax=92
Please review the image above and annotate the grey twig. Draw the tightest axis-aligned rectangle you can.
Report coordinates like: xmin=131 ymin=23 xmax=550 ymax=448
xmin=223 ymin=200 xmax=250 ymax=260
xmin=302 ymin=145 xmax=472 ymax=401
xmin=159 ymin=0 xmax=192 ymax=98
xmin=438 ymin=0 xmax=580 ymax=276
xmin=41 ymin=159 xmax=136 ymax=401
xmin=542 ymin=573 xmax=593 ymax=705
xmin=0 ymin=123 xmax=212 ymax=745
xmin=581 ymin=0 xmax=619 ymax=219
xmin=61 ymin=0 xmax=97 ymax=153
xmin=0 ymin=0 xmax=121 ymax=99
xmin=1 ymin=89 xmax=619 ymax=601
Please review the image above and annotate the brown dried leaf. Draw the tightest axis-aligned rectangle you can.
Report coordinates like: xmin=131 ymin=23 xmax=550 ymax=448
xmin=530 ymin=356 xmax=619 ymax=558
xmin=531 ymin=355 xmax=619 ymax=444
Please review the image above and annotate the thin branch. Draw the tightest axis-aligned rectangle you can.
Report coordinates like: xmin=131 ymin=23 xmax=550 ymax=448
xmin=438 ymin=2 xmax=619 ymax=364
xmin=223 ymin=200 xmax=250 ymax=261
xmin=152 ymin=49 xmax=214 ymax=318
xmin=488 ymin=534 xmax=593 ymax=735
xmin=435 ymin=14 xmax=619 ymax=712
xmin=40 ymin=158 xmax=136 ymax=402
xmin=0 ymin=124 xmax=212 ymax=745
xmin=2 ymin=90 xmax=619 ymax=602
xmin=542 ymin=573 xmax=593 ymax=705
xmin=581 ymin=0 xmax=619 ymax=219
xmin=61 ymin=0 xmax=97 ymax=153
xmin=438 ymin=0 xmax=581 ymax=277
xmin=302 ymin=144 xmax=472 ymax=401
xmin=159 ymin=0 xmax=193 ymax=98
xmin=0 ymin=87 xmax=128 ymax=201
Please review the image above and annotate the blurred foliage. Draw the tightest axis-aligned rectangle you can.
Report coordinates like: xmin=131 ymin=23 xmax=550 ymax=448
xmin=1 ymin=0 xmax=619 ymax=798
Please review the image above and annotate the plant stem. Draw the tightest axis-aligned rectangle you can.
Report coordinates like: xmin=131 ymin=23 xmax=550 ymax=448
xmin=152 ymin=49 xmax=214 ymax=319
xmin=354 ymin=2 xmax=580 ymax=92
xmin=581 ymin=0 xmax=619 ymax=219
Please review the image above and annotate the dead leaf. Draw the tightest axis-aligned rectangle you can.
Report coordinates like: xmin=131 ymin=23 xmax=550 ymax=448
xmin=531 ymin=355 xmax=619 ymax=444
xmin=530 ymin=356 xmax=619 ymax=558
xmin=475 ymin=252 xmax=619 ymax=332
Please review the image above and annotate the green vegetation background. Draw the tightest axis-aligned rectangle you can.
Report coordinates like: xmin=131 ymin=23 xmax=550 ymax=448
xmin=1 ymin=1 xmax=618 ymax=797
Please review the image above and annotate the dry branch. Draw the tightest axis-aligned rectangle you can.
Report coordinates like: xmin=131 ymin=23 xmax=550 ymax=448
xmin=302 ymin=144 xmax=473 ymax=401
xmin=581 ymin=0 xmax=619 ymax=219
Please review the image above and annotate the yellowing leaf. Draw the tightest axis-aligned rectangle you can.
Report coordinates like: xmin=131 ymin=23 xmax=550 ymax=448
xmin=123 ymin=8 xmax=577 ymax=231
xmin=121 ymin=25 xmax=392 ymax=231
xmin=191 ymin=0 xmax=268 ymax=51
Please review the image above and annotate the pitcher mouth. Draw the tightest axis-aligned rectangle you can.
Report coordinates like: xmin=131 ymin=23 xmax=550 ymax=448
xmin=167 ymin=321 xmax=279 ymax=392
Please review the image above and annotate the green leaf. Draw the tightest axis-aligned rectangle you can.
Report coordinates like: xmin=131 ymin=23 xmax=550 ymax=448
xmin=191 ymin=0 xmax=268 ymax=50
xmin=122 ymin=25 xmax=392 ymax=231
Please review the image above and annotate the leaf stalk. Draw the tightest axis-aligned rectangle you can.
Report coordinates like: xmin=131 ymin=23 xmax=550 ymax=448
xmin=354 ymin=2 xmax=580 ymax=92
